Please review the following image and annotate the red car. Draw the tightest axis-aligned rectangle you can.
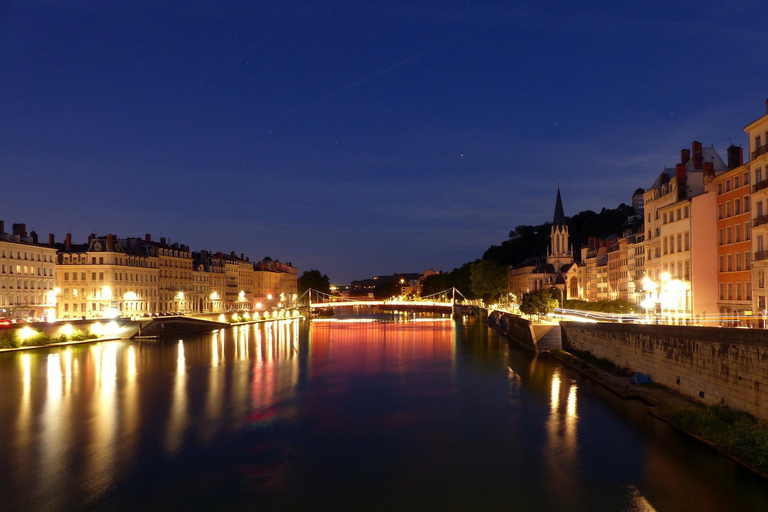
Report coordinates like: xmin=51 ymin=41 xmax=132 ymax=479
xmin=0 ymin=318 xmax=11 ymax=328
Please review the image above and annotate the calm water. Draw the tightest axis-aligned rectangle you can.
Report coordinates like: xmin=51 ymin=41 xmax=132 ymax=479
xmin=0 ymin=312 xmax=766 ymax=511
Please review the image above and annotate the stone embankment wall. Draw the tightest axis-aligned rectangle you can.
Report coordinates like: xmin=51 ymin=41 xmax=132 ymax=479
xmin=486 ymin=310 xmax=537 ymax=351
xmin=561 ymin=322 xmax=768 ymax=420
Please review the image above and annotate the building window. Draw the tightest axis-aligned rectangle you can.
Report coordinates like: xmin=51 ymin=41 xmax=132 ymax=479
xmin=746 ymin=252 xmax=752 ymax=270
xmin=717 ymin=204 xmax=724 ymax=220
xmin=736 ymin=225 xmax=741 ymax=243
xmin=719 ymin=255 xmax=724 ymax=272
xmin=746 ymin=195 xmax=751 ymax=212
xmin=737 ymin=282 xmax=742 ymax=300
xmin=735 ymin=198 xmax=741 ymax=215
xmin=663 ymin=213 xmax=668 ymax=224
xmin=717 ymin=183 xmax=723 ymax=195
xmin=719 ymin=283 xmax=725 ymax=300
xmin=726 ymin=227 xmax=732 ymax=244
xmin=663 ymin=237 xmax=668 ymax=254
xmin=757 ymin=168 xmax=763 ymax=183
xmin=727 ymin=283 xmax=733 ymax=300
xmin=736 ymin=253 xmax=742 ymax=271
xmin=735 ymin=176 xmax=740 ymax=189
xmin=718 ymin=229 xmax=723 ymax=246
xmin=726 ymin=201 xmax=732 ymax=217
xmin=727 ymin=254 xmax=733 ymax=272
xmin=685 ymin=260 xmax=690 ymax=280
xmin=759 ymin=270 xmax=765 ymax=289
xmin=677 ymin=234 xmax=682 ymax=252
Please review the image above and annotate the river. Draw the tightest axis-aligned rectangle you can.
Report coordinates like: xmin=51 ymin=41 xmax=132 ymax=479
xmin=0 ymin=311 xmax=765 ymax=511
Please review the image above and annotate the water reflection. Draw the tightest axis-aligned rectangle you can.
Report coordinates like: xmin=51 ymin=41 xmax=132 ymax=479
xmin=166 ymin=340 xmax=187 ymax=454
xmin=0 ymin=315 xmax=766 ymax=511
xmin=545 ymin=368 xmax=580 ymax=506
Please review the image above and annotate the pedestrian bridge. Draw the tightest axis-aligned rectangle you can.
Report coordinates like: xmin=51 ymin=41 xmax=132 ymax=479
xmin=304 ymin=287 xmax=466 ymax=310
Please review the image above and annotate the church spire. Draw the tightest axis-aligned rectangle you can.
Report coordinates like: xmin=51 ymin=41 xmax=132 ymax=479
xmin=553 ymin=186 xmax=566 ymax=227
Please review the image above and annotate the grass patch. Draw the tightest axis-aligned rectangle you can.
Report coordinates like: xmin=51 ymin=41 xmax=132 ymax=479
xmin=672 ymin=405 xmax=768 ymax=473
xmin=0 ymin=328 xmax=98 ymax=349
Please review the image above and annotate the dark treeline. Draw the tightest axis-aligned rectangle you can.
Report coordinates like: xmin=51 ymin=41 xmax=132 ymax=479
xmin=421 ymin=203 xmax=638 ymax=297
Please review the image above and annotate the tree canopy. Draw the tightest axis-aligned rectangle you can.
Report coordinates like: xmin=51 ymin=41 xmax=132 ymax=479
xmin=297 ymin=269 xmax=330 ymax=295
xmin=519 ymin=288 xmax=558 ymax=317
xmin=470 ymin=259 xmax=508 ymax=302
xmin=482 ymin=203 xmax=638 ymax=266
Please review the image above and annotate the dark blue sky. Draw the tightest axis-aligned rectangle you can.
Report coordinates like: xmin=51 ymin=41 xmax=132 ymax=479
xmin=2 ymin=1 xmax=766 ymax=282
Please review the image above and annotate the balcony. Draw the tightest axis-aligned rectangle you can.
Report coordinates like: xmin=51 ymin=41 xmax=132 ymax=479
xmin=755 ymin=250 xmax=768 ymax=262
xmin=753 ymin=178 xmax=768 ymax=193
xmin=752 ymin=143 xmax=768 ymax=160
xmin=753 ymin=214 xmax=768 ymax=228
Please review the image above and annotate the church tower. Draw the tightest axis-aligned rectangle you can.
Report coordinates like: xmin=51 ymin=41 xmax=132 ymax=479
xmin=547 ymin=187 xmax=573 ymax=271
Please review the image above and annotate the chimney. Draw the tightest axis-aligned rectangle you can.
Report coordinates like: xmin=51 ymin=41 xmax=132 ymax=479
xmin=231 ymin=251 xmax=236 ymax=258
xmin=88 ymin=233 xmax=95 ymax=244
xmin=145 ymin=233 xmax=152 ymax=242
xmin=66 ymin=233 xmax=72 ymax=250
xmin=692 ymin=141 xmax=703 ymax=170
xmin=0 ymin=221 xmax=4 ymax=234
xmin=30 ymin=231 xmax=38 ymax=244
xmin=218 ymin=252 xmax=223 ymax=258
xmin=160 ymin=237 xmax=166 ymax=245
xmin=765 ymin=98 xmax=768 ymax=115
xmin=727 ymin=145 xmax=744 ymax=169
xmin=13 ymin=223 xmax=27 ymax=237
xmin=676 ymin=163 xmax=687 ymax=200
xmin=703 ymin=161 xmax=715 ymax=185
xmin=48 ymin=233 xmax=54 ymax=247
xmin=241 ymin=253 xmax=244 ymax=260
xmin=107 ymin=234 xmax=115 ymax=252
xmin=680 ymin=148 xmax=690 ymax=165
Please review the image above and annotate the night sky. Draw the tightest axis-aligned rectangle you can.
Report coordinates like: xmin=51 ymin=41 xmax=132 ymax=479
xmin=2 ymin=1 xmax=766 ymax=283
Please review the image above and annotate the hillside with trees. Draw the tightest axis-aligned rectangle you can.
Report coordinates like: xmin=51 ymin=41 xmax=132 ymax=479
xmin=421 ymin=202 xmax=639 ymax=298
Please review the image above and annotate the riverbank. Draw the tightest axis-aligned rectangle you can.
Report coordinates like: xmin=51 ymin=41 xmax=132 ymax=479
xmin=0 ymin=335 xmax=123 ymax=353
xmin=546 ymin=347 xmax=768 ymax=479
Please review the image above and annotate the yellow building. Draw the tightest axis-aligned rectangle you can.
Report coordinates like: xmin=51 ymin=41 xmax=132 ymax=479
xmin=57 ymin=234 xmax=160 ymax=319
xmin=194 ymin=250 xmax=225 ymax=313
xmin=0 ymin=222 xmax=58 ymax=321
xmin=140 ymin=235 xmax=195 ymax=314
xmin=745 ymin=101 xmax=768 ymax=318
xmin=254 ymin=257 xmax=298 ymax=306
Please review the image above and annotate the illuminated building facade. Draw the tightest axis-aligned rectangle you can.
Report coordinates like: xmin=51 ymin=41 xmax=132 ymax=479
xmin=746 ymin=102 xmax=768 ymax=319
xmin=194 ymin=250 xmax=225 ymax=313
xmin=139 ymin=235 xmax=194 ymax=314
xmin=0 ymin=222 xmax=58 ymax=321
xmin=57 ymin=234 xmax=159 ymax=319
xmin=254 ymin=257 xmax=298 ymax=306
xmin=641 ymin=142 xmax=726 ymax=324
xmin=715 ymin=154 xmax=751 ymax=326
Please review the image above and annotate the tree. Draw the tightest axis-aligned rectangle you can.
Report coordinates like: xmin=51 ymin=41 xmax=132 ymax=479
xmin=470 ymin=259 xmax=508 ymax=302
xmin=519 ymin=289 xmax=558 ymax=318
xmin=298 ymin=269 xmax=330 ymax=295
xmin=373 ymin=280 xmax=401 ymax=300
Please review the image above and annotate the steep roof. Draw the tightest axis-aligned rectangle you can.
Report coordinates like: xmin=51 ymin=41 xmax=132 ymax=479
xmin=553 ymin=187 xmax=566 ymax=227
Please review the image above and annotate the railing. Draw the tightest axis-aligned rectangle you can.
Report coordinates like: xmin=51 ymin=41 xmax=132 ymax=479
xmin=753 ymin=214 xmax=768 ymax=228
xmin=752 ymin=143 xmax=768 ymax=160
xmin=753 ymin=178 xmax=768 ymax=193
xmin=755 ymin=250 xmax=768 ymax=262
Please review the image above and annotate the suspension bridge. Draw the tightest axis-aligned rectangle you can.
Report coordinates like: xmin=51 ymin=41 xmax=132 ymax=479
xmin=299 ymin=287 xmax=468 ymax=311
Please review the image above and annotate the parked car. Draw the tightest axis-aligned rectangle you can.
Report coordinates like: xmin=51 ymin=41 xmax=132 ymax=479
xmin=0 ymin=318 xmax=12 ymax=328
